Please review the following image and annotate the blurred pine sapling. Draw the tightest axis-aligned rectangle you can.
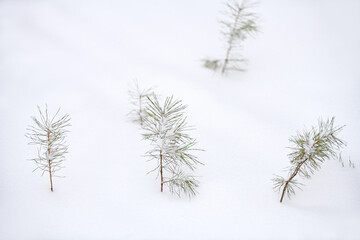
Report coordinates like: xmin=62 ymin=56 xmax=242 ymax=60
xmin=26 ymin=106 xmax=70 ymax=192
xmin=128 ymin=80 xmax=156 ymax=126
xmin=348 ymin=158 xmax=355 ymax=168
xmin=272 ymin=117 xmax=346 ymax=203
xmin=203 ymin=0 xmax=259 ymax=74
xmin=142 ymin=96 xmax=203 ymax=197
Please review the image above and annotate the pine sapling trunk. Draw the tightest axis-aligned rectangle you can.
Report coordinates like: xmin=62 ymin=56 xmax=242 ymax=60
xmin=280 ymin=158 xmax=308 ymax=203
xmin=221 ymin=8 xmax=241 ymax=74
xmin=222 ymin=49 xmax=231 ymax=74
xmin=280 ymin=139 xmax=320 ymax=202
xmin=160 ymin=149 xmax=163 ymax=192
xmin=47 ymin=130 xmax=53 ymax=192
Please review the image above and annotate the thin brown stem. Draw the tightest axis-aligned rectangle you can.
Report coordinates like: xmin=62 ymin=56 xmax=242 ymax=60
xmin=161 ymin=179 xmax=173 ymax=185
xmin=280 ymin=140 xmax=320 ymax=202
xmin=280 ymin=158 xmax=307 ymax=203
xmin=221 ymin=8 xmax=241 ymax=74
xmin=47 ymin=130 xmax=53 ymax=192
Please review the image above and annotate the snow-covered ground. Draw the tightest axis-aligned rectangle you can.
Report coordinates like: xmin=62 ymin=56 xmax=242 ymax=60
xmin=1 ymin=0 xmax=360 ymax=239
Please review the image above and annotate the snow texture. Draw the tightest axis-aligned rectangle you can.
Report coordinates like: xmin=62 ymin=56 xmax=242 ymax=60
xmin=304 ymin=139 xmax=315 ymax=157
xmin=0 ymin=0 xmax=360 ymax=239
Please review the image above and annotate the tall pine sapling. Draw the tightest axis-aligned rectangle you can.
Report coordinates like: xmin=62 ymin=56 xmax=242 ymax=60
xmin=128 ymin=80 xmax=156 ymax=126
xmin=142 ymin=96 xmax=203 ymax=197
xmin=203 ymin=0 xmax=259 ymax=74
xmin=26 ymin=105 xmax=71 ymax=192
xmin=272 ymin=117 xmax=346 ymax=203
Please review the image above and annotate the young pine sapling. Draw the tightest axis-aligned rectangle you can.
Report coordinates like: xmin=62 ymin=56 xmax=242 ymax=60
xmin=128 ymin=80 xmax=156 ymax=126
xmin=272 ymin=117 xmax=346 ymax=203
xmin=26 ymin=106 xmax=71 ymax=192
xmin=203 ymin=0 xmax=259 ymax=74
xmin=142 ymin=96 xmax=203 ymax=197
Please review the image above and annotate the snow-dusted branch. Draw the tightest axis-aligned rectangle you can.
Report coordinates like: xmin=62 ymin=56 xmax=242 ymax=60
xmin=25 ymin=105 xmax=71 ymax=192
xmin=272 ymin=117 xmax=346 ymax=203
xmin=203 ymin=0 xmax=259 ymax=74
xmin=142 ymin=95 xmax=203 ymax=197
xmin=128 ymin=80 xmax=157 ymax=126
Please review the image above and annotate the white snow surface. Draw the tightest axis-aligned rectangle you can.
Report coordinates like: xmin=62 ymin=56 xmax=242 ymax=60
xmin=1 ymin=0 xmax=360 ymax=239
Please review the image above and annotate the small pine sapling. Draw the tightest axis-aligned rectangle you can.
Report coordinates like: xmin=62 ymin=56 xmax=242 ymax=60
xmin=348 ymin=157 xmax=355 ymax=168
xmin=272 ymin=117 xmax=346 ymax=203
xmin=128 ymin=80 xmax=156 ymax=126
xmin=26 ymin=105 xmax=71 ymax=192
xmin=203 ymin=0 xmax=259 ymax=74
xmin=142 ymin=96 xmax=203 ymax=197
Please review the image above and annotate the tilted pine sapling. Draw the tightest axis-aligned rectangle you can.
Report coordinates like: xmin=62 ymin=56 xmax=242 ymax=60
xmin=128 ymin=80 xmax=156 ymax=126
xmin=272 ymin=117 xmax=346 ymax=203
xmin=26 ymin=105 xmax=71 ymax=192
xmin=142 ymin=96 xmax=203 ymax=197
xmin=203 ymin=0 xmax=259 ymax=74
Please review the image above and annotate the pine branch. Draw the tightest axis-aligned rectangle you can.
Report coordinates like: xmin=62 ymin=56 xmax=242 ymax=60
xmin=25 ymin=105 xmax=70 ymax=192
xmin=142 ymin=95 xmax=203 ymax=197
xmin=203 ymin=0 xmax=259 ymax=74
xmin=128 ymin=80 xmax=157 ymax=126
xmin=272 ymin=117 xmax=346 ymax=203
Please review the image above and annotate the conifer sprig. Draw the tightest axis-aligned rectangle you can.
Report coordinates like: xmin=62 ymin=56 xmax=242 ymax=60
xmin=272 ymin=117 xmax=346 ymax=202
xmin=203 ymin=0 xmax=259 ymax=74
xmin=25 ymin=105 xmax=71 ymax=192
xmin=142 ymin=96 xmax=203 ymax=197
xmin=128 ymin=80 xmax=156 ymax=126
